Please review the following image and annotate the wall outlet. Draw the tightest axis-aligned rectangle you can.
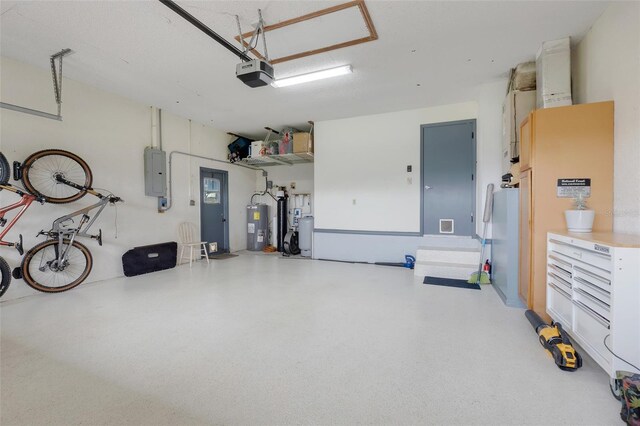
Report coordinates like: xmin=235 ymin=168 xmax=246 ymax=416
xmin=157 ymin=197 xmax=167 ymax=212
xmin=407 ymin=165 xmax=412 ymax=172
xmin=267 ymin=180 xmax=273 ymax=189
xmin=189 ymin=200 xmax=195 ymax=206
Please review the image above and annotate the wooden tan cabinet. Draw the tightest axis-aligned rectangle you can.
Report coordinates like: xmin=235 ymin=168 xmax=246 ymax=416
xmin=518 ymin=102 xmax=614 ymax=322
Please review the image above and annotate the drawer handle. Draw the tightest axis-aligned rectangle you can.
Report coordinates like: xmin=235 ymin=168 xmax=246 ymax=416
xmin=574 ymin=265 xmax=610 ymax=286
xmin=550 ymin=239 xmax=612 ymax=260
xmin=573 ymin=300 xmax=610 ymax=329
xmin=548 ymin=264 xmax=572 ymax=280
xmin=550 ymin=250 xmax=574 ymax=263
xmin=549 ymin=254 xmax=572 ymax=267
xmin=549 ymin=282 xmax=571 ymax=300
xmin=574 ymin=276 xmax=610 ymax=297
xmin=551 ymin=250 xmax=611 ymax=274
xmin=575 ymin=287 xmax=611 ymax=310
xmin=548 ymin=277 xmax=572 ymax=295
xmin=548 ymin=271 xmax=572 ymax=288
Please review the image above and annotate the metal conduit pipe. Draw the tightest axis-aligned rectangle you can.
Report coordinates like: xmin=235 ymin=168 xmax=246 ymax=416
xmin=158 ymin=108 xmax=163 ymax=151
xmin=151 ymin=107 xmax=159 ymax=148
xmin=163 ymin=150 xmax=263 ymax=211
xmin=250 ymin=175 xmax=277 ymax=205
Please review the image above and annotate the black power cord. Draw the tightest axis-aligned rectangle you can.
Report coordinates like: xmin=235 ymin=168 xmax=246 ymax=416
xmin=603 ymin=334 xmax=640 ymax=371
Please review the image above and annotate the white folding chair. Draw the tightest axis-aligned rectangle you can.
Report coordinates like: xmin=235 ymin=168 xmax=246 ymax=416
xmin=177 ymin=222 xmax=209 ymax=267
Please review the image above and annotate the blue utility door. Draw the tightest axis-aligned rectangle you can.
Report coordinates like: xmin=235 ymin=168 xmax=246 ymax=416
xmin=200 ymin=168 xmax=229 ymax=254
xmin=421 ymin=120 xmax=476 ymax=236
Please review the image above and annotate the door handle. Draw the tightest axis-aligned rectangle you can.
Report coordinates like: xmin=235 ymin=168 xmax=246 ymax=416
xmin=221 ymin=216 xmax=226 ymax=223
xmin=425 ymin=185 xmax=432 ymax=190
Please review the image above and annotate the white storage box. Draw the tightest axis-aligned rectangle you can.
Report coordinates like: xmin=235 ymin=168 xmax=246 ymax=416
xmin=249 ymin=141 xmax=263 ymax=157
xmin=536 ymin=37 xmax=572 ymax=108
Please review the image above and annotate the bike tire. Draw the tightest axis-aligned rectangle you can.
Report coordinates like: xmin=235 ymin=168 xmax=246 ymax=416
xmin=21 ymin=239 xmax=93 ymax=293
xmin=0 ymin=256 xmax=11 ymax=298
xmin=0 ymin=152 xmax=10 ymax=188
xmin=21 ymin=149 xmax=93 ymax=204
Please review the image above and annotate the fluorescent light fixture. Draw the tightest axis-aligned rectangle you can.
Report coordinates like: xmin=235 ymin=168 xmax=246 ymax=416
xmin=272 ymin=65 xmax=352 ymax=88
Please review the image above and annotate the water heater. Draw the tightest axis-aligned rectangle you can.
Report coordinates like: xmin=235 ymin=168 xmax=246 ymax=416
xmin=247 ymin=204 xmax=268 ymax=251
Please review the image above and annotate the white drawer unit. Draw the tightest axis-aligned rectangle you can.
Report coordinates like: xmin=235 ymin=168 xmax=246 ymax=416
xmin=547 ymin=232 xmax=640 ymax=379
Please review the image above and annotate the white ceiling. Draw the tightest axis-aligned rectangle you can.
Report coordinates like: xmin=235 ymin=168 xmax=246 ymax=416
xmin=1 ymin=0 xmax=609 ymax=137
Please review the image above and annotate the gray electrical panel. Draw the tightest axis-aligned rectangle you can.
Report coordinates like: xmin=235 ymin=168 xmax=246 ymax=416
xmin=144 ymin=147 xmax=167 ymax=197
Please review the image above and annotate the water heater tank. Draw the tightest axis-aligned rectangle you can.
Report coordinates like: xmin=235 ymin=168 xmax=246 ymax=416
xmin=299 ymin=216 xmax=314 ymax=257
xmin=247 ymin=204 xmax=269 ymax=251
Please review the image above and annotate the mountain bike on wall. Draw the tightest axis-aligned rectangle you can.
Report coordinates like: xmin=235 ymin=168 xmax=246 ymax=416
xmin=0 ymin=149 xmax=122 ymax=296
xmin=0 ymin=151 xmax=46 ymax=297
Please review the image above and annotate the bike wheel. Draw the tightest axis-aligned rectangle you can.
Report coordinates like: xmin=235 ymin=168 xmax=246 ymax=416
xmin=21 ymin=149 xmax=92 ymax=204
xmin=21 ymin=239 xmax=93 ymax=293
xmin=0 ymin=256 xmax=11 ymax=298
xmin=0 ymin=152 xmax=10 ymax=187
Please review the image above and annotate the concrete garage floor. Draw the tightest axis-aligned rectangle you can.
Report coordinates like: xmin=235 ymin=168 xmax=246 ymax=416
xmin=1 ymin=253 xmax=618 ymax=425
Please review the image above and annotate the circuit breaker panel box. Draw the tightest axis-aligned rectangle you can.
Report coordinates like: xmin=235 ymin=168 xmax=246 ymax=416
xmin=144 ymin=147 xmax=167 ymax=197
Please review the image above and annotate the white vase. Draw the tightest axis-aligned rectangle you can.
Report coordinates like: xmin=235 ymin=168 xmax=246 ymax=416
xmin=564 ymin=209 xmax=595 ymax=233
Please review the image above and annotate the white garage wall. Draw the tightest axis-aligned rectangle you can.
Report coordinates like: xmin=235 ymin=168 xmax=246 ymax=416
xmin=314 ymin=102 xmax=478 ymax=233
xmin=0 ymin=57 xmax=255 ymax=301
xmin=473 ymin=80 xmax=507 ymax=230
xmin=315 ymin=80 xmax=506 ymax=235
xmin=313 ymin=80 xmax=506 ymax=261
xmin=572 ymin=1 xmax=640 ymax=235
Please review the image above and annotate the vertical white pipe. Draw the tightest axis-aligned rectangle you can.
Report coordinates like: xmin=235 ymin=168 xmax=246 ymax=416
xmin=188 ymin=119 xmax=193 ymax=202
xmin=150 ymin=106 xmax=158 ymax=148
xmin=158 ymin=108 xmax=163 ymax=151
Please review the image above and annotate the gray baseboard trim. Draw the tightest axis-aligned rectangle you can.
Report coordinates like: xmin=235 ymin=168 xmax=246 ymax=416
xmin=314 ymin=228 xmax=422 ymax=237
xmin=313 ymin=230 xmax=489 ymax=263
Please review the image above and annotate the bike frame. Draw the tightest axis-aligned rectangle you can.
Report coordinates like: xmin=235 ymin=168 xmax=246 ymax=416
xmin=51 ymin=195 xmax=110 ymax=239
xmin=0 ymin=184 xmax=38 ymax=249
xmin=40 ymin=185 xmax=119 ymax=269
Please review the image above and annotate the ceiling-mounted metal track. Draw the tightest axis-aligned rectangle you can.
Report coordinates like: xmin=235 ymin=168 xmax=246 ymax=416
xmin=0 ymin=48 xmax=73 ymax=121
xmin=0 ymin=103 xmax=62 ymax=121
xmin=158 ymin=0 xmax=251 ymax=62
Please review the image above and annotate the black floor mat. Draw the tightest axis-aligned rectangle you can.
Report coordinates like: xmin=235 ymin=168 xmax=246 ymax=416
xmin=208 ymin=253 xmax=238 ymax=260
xmin=423 ymin=276 xmax=481 ymax=290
